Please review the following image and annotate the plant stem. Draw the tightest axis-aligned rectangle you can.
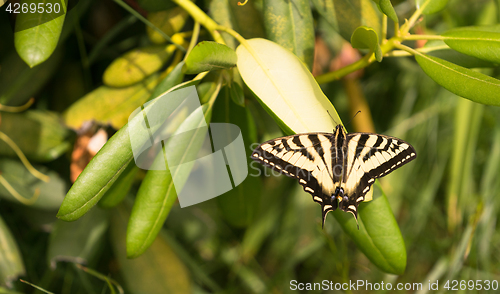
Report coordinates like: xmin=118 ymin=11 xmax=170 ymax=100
xmin=315 ymin=54 xmax=371 ymax=84
xmin=171 ymin=0 xmax=225 ymax=44
xmin=404 ymin=34 xmax=446 ymax=40
xmin=400 ymin=0 xmax=432 ymax=35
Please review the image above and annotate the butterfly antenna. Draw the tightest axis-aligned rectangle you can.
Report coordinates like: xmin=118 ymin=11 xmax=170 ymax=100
xmin=326 ymin=110 xmax=339 ymax=126
xmin=346 ymin=110 xmax=361 ymax=127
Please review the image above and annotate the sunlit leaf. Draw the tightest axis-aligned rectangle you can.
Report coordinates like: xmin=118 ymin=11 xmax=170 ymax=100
xmin=236 ymin=38 xmax=340 ymax=134
xmin=63 ymin=74 xmax=159 ymax=129
xmin=147 ymin=7 xmax=188 ymax=44
xmin=103 ymin=46 xmax=174 ymax=87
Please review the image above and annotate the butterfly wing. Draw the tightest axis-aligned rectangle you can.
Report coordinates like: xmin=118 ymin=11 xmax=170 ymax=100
xmin=342 ymin=133 xmax=417 ymax=218
xmin=251 ymin=133 xmax=340 ymax=224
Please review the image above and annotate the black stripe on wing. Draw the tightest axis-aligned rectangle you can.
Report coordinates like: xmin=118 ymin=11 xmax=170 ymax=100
xmin=251 ymin=133 xmax=339 ymax=226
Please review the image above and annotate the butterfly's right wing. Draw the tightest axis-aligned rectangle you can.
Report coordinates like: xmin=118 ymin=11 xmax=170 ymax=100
xmin=252 ymin=133 xmax=340 ymax=224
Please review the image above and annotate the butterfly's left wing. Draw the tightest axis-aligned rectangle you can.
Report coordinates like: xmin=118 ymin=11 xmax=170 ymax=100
xmin=342 ymin=133 xmax=417 ymax=218
xmin=251 ymin=133 xmax=341 ymax=224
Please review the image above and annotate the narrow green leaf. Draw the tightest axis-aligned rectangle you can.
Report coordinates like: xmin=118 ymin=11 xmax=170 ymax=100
xmin=236 ymin=38 xmax=406 ymax=274
xmin=127 ymin=99 xmax=214 ymax=257
xmin=56 ymin=125 xmax=134 ymax=221
xmin=0 ymin=159 xmax=66 ymax=210
xmin=334 ymin=185 xmax=406 ymax=274
xmin=263 ymin=0 xmax=315 ymax=69
xmin=0 ymin=111 xmax=73 ymax=162
xmin=0 ymin=215 xmax=25 ymax=288
xmin=442 ymin=25 xmax=500 ymax=64
xmin=103 ymin=46 xmax=174 ymax=87
xmin=417 ymin=0 xmax=448 ymax=15
xmin=311 ymin=0 xmax=382 ymax=42
xmin=14 ymin=0 xmax=66 ymax=67
xmin=184 ymin=41 xmax=237 ymax=74
xmin=111 ymin=205 xmax=191 ymax=294
xmin=415 ymin=54 xmax=500 ymax=106
xmin=63 ymin=74 xmax=159 ymax=129
xmin=48 ymin=208 xmax=109 ymax=268
xmin=372 ymin=0 xmax=398 ymax=23
xmin=351 ymin=26 xmax=382 ymax=61
xmin=98 ymin=161 xmax=139 ymax=208
xmin=425 ymin=40 xmax=496 ymax=68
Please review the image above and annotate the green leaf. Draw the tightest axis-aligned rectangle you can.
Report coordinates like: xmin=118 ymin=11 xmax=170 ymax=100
xmin=263 ymin=0 xmax=315 ymax=69
xmin=147 ymin=7 xmax=188 ymax=44
xmin=351 ymin=26 xmax=382 ymax=61
xmin=0 ymin=215 xmax=25 ymax=288
xmin=334 ymin=185 xmax=406 ymax=274
xmin=425 ymin=40 xmax=496 ymax=68
xmin=47 ymin=208 xmax=109 ymax=268
xmin=103 ymin=46 xmax=174 ymax=87
xmin=14 ymin=0 xmax=66 ymax=67
xmin=311 ymin=0 xmax=382 ymax=42
xmin=56 ymin=124 xmax=134 ymax=221
xmin=0 ymin=110 xmax=73 ymax=162
xmin=98 ymin=161 xmax=139 ymax=208
xmin=111 ymin=205 xmax=191 ymax=294
xmin=236 ymin=38 xmax=406 ymax=274
xmin=0 ymin=159 xmax=66 ymax=210
xmin=415 ymin=53 xmax=500 ymax=106
xmin=63 ymin=74 xmax=159 ymax=129
xmin=442 ymin=25 xmax=500 ymax=64
xmin=236 ymin=38 xmax=340 ymax=134
xmin=184 ymin=41 xmax=237 ymax=74
xmin=372 ymin=0 xmax=398 ymax=23
xmin=417 ymin=0 xmax=448 ymax=15
xmin=127 ymin=101 xmax=212 ymax=258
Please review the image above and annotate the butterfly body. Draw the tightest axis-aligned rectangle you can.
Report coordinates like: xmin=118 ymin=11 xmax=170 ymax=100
xmin=251 ymin=125 xmax=416 ymax=227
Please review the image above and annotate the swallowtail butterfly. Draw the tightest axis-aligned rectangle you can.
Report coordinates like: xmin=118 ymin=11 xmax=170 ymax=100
xmin=251 ymin=125 xmax=416 ymax=228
